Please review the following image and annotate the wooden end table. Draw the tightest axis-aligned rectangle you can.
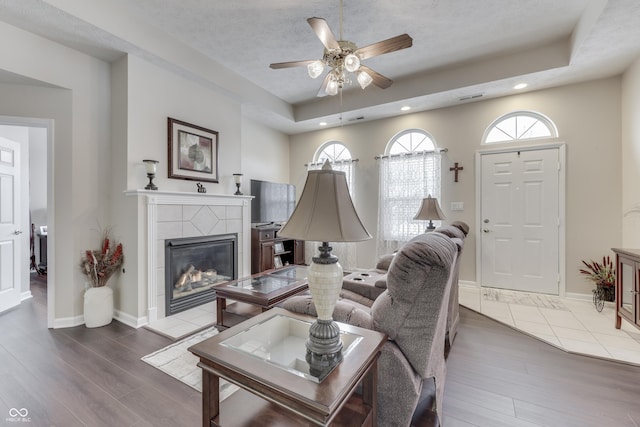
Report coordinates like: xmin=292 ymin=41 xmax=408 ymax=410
xmin=189 ymin=307 xmax=387 ymax=426
xmin=213 ymin=265 xmax=309 ymax=327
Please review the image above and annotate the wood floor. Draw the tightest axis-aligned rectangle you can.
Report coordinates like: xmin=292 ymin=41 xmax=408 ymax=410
xmin=1 ymin=276 xmax=639 ymax=426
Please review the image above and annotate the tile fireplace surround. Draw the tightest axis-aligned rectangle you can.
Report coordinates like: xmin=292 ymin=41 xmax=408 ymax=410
xmin=126 ymin=190 xmax=252 ymax=324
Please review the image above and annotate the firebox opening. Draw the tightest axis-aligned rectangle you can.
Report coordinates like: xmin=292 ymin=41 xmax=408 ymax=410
xmin=165 ymin=233 xmax=237 ymax=316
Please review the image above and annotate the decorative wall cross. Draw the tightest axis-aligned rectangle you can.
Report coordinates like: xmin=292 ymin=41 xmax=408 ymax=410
xmin=450 ymin=162 xmax=463 ymax=182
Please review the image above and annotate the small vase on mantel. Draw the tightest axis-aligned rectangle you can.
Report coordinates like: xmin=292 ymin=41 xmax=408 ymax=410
xmin=84 ymin=286 xmax=114 ymax=328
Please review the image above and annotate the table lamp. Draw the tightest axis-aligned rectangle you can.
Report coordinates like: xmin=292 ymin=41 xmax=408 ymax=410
xmin=233 ymin=173 xmax=243 ymax=195
xmin=143 ymin=159 xmax=159 ymax=190
xmin=414 ymin=194 xmax=446 ymax=232
xmin=279 ymin=160 xmax=371 ymax=368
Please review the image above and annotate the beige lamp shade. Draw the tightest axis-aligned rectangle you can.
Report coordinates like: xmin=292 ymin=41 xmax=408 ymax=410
xmin=279 ymin=161 xmax=371 ymax=243
xmin=414 ymin=194 xmax=446 ymax=221
xmin=414 ymin=195 xmax=445 ymax=232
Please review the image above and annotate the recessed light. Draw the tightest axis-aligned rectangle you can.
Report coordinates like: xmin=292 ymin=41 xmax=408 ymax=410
xmin=514 ymin=83 xmax=528 ymax=90
xmin=319 ymin=122 xmax=328 ymax=126
xmin=401 ymin=106 xmax=411 ymax=111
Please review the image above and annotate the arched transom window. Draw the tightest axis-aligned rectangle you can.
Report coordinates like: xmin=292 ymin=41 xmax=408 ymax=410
xmin=315 ymin=141 xmax=352 ymax=164
xmin=483 ymin=111 xmax=558 ymax=144
xmin=386 ymin=129 xmax=436 ymax=155
xmin=311 ymin=141 xmax=353 ymax=189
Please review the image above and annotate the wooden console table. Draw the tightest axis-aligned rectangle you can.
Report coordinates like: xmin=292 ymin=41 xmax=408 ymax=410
xmin=189 ymin=308 xmax=387 ymax=426
xmin=613 ymin=248 xmax=640 ymax=331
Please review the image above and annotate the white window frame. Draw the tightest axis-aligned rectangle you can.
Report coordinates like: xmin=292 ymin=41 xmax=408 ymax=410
xmin=482 ymin=110 xmax=558 ymax=145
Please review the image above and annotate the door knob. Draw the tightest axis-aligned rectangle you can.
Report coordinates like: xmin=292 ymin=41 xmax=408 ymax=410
xmin=14 ymin=230 xmax=23 ymax=235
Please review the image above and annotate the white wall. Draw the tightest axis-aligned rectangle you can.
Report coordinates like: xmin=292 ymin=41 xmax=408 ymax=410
xmin=241 ymin=117 xmax=290 ymax=185
xmin=0 ymin=22 xmax=292 ymax=326
xmin=109 ymin=55 xmax=291 ymax=322
xmin=0 ymin=21 xmax=112 ymax=326
xmin=622 ymin=57 xmax=640 ymax=247
xmin=290 ymin=77 xmax=622 ymax=296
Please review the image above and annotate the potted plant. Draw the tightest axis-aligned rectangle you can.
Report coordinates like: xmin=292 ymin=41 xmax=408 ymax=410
xmin=579 ymin=256 xmax=615 ymax=309
xmin=80 ymin=230 xmax=124 ymax=327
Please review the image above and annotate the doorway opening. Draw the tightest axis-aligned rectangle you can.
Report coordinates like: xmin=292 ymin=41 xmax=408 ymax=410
xmin=0 ymin=118 xmax=51 ymax=320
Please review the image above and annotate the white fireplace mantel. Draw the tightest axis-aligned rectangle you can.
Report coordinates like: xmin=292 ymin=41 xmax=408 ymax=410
xmin=125 ymin=190 xmax=253 ymax=323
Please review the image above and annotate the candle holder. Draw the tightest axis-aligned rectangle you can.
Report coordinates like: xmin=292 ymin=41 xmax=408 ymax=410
xmin=233 ymin=173 xmax=243 ymax=195
xmin=143 ymin=160 xmax=159 ymax=190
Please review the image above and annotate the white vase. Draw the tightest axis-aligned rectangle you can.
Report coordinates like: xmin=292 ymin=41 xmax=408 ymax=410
xmin=84 ymin=286 xmax=114 ymax=328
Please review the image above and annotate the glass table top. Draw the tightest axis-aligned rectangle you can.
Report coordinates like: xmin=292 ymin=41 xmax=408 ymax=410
xmin=221 ymin=314 xmax=362 ymax=383
xmin=225 ymin=275 xmax=301 ymax=294
xmin=268 ymin=265 xmax=309 ymax=280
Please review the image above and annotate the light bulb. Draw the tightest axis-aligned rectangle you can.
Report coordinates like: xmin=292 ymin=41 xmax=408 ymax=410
xmin=326 ymin=75 xmax=339 ymax=96
xmin=344 ymin=54 xmax=360 ymax=73
xmin=307 ymin=60 xmax=324 ymax=79
xmin=357 ymin=71 xmax=373 ymax=89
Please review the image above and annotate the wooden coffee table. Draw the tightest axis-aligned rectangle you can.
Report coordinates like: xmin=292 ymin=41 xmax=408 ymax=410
xmin=213 ymin=265 xmax=309 ymax=327
xmin=188 ymin=308 xmax=387 ymax=426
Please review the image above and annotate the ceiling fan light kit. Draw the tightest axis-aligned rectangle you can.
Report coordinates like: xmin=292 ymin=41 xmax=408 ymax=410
xmin=270 ymin=1 xmax=412 ymax=97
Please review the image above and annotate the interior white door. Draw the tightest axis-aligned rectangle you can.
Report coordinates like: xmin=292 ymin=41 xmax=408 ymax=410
xmin=0 ymin=137 xmax=22 ymax=312
xmin=480 ymin=148 xmax=559 ymax=294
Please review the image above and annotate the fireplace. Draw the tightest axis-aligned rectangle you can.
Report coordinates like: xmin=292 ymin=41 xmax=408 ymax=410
xmin=165 ymin=233 xmax=238 ymax=316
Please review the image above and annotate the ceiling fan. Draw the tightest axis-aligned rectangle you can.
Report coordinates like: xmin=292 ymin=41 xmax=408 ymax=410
xmin=269 ymin=3 xmax=412 ymax=97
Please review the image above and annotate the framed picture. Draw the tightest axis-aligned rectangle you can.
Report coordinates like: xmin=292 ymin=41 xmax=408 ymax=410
xmin=274 ymin=242 xmax=285 ymax=254
xmin=274 ymin=255 xmax=283 ymax=269
xmin=168 ymin=117 xmax=219 ymax=183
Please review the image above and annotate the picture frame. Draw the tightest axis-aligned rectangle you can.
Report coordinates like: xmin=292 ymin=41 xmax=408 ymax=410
xmin=168 ymin=117 xmax=219 ymax=183
xmin=274 ymin=255 xmax=283 ymax=269
xmin=274 ymin=242 xmax=285 ymax=254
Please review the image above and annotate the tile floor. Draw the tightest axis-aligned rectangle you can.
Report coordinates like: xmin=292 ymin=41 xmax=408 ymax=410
xmin=459 ymin=285 xmax=640 ymax=366
xmin=146 ymin=286 xmax=640 ymax=367
xmin=145 ymin=301 xmax=217 ymax=340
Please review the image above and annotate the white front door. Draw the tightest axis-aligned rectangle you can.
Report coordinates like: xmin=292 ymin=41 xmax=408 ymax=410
xmin=0 ymin=137 xmax=22 ymax=312
xmin=480 ymin=148 xmax=560 ymax=294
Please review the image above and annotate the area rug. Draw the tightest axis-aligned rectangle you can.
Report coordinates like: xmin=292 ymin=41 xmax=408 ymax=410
xmin=141 ymin=326 xmax=238 ymax=400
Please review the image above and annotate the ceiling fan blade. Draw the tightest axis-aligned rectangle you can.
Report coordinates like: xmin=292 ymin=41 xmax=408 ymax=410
xmin=360 ymin=65 xmax=393 ymax=89
xmin=317 ymin=73 xmax=332 ymax=97
xmin=307 ymin=17 xmax=340 ymax=51
xmin=270 ymin=60 xmax=317 ymax=69
xmin=355 ymin=34 xmax=413 ymax=60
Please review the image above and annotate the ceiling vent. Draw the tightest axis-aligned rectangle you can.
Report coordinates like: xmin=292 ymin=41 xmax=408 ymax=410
xmin=348 ymin=116 xmax=365 ymax=122
xmin=459 ymin=93 xmax=484 ymax=101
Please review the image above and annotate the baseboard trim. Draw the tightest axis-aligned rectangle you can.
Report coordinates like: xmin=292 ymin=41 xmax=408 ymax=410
xmin=114 ymin=309 xmax=148 ymax=328
xmin=53 ymin=315 xmax=84 ymax=329
xmin=20 ymin=291 xmax=32 ymax=301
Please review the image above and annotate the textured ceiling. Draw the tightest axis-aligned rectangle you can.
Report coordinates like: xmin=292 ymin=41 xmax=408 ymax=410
xmin=1 ymin=0 xmax=640 ymax=134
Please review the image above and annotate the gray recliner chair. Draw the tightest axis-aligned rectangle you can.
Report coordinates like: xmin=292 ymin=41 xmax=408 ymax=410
xmin=433 ymin=221 xmax=469 ymax=349
xmin=282 ymin=232 xmax=458 ymax=426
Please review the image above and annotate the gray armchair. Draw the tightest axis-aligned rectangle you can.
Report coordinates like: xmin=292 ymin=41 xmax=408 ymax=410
xmin=282 ymin=232 xmax=458 ymax=426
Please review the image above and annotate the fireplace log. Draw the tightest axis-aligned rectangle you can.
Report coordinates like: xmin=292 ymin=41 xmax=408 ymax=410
xmin=175 ymin=264 xmax=196 ymax=289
